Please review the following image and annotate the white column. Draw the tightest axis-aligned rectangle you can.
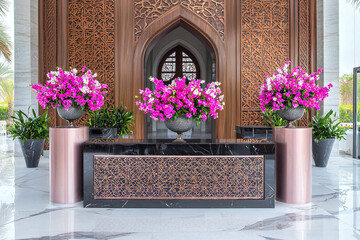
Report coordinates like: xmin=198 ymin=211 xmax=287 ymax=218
xmin=14 ymin=0 xmax=38 ymax=113
xmin=318 ymin=0 xmax=340 ymax=115
xmin=317 ymin=0 xmax=340 ymax=155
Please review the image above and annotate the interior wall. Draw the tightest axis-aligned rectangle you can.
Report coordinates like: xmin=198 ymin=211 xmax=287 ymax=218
xmin=144 ymin=26 xmax=215 ymax=139
xmin=38 ymin=0 xmax=317 ymax=139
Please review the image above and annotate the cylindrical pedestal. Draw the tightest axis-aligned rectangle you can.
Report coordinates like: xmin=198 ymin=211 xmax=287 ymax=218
xmin=273 ymin=127 xmax=312 ymax=204
xmin=50 ymin=127 xmax=89 ymax=203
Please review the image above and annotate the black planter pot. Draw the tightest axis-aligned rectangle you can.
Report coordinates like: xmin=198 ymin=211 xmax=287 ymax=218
xmin=18 ymin=139 xmax=45 ymax=168
xmin=312 ymin=138 xmax=335 ymax=167
xmin=277 ymin=106 xmax=305 ymax=127
xmin=89 ymin=128 xmax=117 ymax=140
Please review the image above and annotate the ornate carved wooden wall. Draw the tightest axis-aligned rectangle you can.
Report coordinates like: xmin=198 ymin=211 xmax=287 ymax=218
xmin=39 ymin=0 xmax=59 ymax=131
xmin=39 ymin=0 xmax=316 ymax=138
xmin=239 ymin=0 xmax=290 ymax=126
xmin=134 ymin=0 xmax=225 ymax=41
xmin=68 ymin=0 xmax=116 ymax=126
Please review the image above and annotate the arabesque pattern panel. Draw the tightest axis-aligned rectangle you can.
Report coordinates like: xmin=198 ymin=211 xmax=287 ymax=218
xmin=240 ymin=0 xmax=289 ymax=126
xmin=94 ymin=155 xmax=264 ymax=200
xmin=134 ymin=0 xmax=224 ymax=41
xmin=68 ymin=0 xmax=115 ymax=125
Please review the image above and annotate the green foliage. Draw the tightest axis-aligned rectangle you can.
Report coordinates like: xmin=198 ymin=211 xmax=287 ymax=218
xmin=0 ymin=105 xmax=7 ymax=120
xmin=261 ymin=109 xmax=288 ymax=127
xmin=339 ymin=104 xmax=353 ymax=123
xmin=339 ymin=73 xmax=353 ymax=105
xmin=87 ymin=103 xmax=135 ymax=137
xmin=309 ymin=110 xmax=347 ymax=142
xmin=9 ymin=108 xmax=50 ymax=142
xmin=0 ymin=0 xmax=12 ymax=62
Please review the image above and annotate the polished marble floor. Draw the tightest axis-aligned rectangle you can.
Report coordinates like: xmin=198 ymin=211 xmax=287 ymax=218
xmin=0 ymin=135 xmax=360 ymax=240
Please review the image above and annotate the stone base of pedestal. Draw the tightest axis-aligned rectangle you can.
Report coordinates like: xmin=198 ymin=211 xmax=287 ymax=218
xmin=50 ymin=127 xmax=89 ymax=204
xmin=273 ymin=127 xmax=312 ymax=204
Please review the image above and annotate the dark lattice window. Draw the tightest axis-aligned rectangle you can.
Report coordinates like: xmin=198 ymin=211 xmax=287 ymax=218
xmin=158 ymin=46 xmax=200 ymax=82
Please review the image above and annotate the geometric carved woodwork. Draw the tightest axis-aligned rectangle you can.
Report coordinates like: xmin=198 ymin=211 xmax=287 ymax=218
xmin=93 ymin=155 xmax=265 ymax=199
xmin=38 ymin=0 xmax=58 ymax=137
xmin=298 ymin=0 xmax=311 ymax=72
xmin=68 ymin=0 xmax=116 ymax=125
xmin=240 ymin=0 xmax=290 ymax=126
xmin=296 ymin=0 xmax=316 ymax=126
xmin=40 ymin=0 xmax=316 ymax=135
xmin=134 ymin=0 xmax=225 ymax=41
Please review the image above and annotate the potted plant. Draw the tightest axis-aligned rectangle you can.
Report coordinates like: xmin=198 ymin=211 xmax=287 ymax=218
xmin=136 ymin=77 xmax=224 ymax=142
xmin=309 ymin=110 xmax=346 ymax=167
xmin=9 ymin=108 xmax=50 ymax=168
xmin=31 ymin=66 xmax=108 ymax=126
xmin=87 ymin=103 xmax=134 ymax=139
xmin=259 ymin=61 xmax=333 ymax=127
xmin=261 ymin=108 xmax=289 ymax=127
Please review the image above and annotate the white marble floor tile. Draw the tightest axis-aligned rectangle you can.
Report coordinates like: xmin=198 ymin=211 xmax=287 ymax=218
xmin=0 ymin=135 xmax=360 ymax=240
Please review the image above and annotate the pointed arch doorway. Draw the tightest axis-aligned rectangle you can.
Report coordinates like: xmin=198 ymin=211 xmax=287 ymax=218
xmin=117 ymin=4 xmax=232 ymax=140
xmin=144 ymin=25 xmax=216 ymax=139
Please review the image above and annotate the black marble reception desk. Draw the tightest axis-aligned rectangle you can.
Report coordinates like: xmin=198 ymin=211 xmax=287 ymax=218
xmin=236 ymin=126 xmax=273 ymax=141
xmin=83 ymin=139 xmax=275 ymax=208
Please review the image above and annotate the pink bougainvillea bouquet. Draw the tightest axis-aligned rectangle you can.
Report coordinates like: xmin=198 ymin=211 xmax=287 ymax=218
xmin=259 ymin=61 xmax=333 ymax=112
xmin=31 ymin=66 xmax=108 ymax=111
xmin=136 ymin=77 xmax=225 ymax=124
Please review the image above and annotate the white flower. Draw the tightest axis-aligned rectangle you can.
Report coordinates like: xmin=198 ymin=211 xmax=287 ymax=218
xmin=298 ymin=80 xmax=304 ymax=86
xmin=266 ymin=78 xmax=271 ymax=85
xmin=81 ymin=86 xmax=90 ymax=94
xmin=215 ymin=81 xmax=221 ymax=86
xmin=48 ymin=77 xmax=57 ymax=85
xmin=149 ymin=76 xmax=155 ymax=82
xmin=219 ymin=95 xmax=224 ymax=101
xmin=82 ymin=75 xmax=89 ymax=85
xmin=50 ymin=71 xmax=59 ymax=77
xmin=71 ymin=68 xmax=78 ymax=75
xmin=283 ymin=64 xmax=289 ymax=72
xmin=93 ymin=73 xmax=97 ymax=78
xmin=267 ymin=85 xmax=272 ymax=91
xmin=93 ymin=80 xmax=101 ymax=87
xmin=201 ymin=80 xmax=205 ymax=84
xmin=149 ymin=97 xmax=154 ymax=103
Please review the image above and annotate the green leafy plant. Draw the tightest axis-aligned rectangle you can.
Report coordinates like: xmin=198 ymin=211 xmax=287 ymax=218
xmin=86 ymin=103 xmax=134 ymax=137
xmin=0 ymin=105 xmax=8 ymax=120
xmin=9 ymin=108 xmax=50 ymax=142
xmin=261 ymin=109 xmax=288 ymax=127
xmin=339 ymin=104 xmax=353 ymax=123
xmin=309 ymin=110 xmax=347 ymax=142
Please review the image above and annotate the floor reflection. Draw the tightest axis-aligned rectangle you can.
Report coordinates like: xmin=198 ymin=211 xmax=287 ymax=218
xmin=0 ymin=135 xmax=359 ymax=240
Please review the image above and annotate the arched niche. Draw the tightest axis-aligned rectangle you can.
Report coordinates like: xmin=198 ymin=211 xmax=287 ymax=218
xmin=144 ymin=26 xmax=216 ymax=139
xmin=131 ymin=5 xmax=226 ymax=139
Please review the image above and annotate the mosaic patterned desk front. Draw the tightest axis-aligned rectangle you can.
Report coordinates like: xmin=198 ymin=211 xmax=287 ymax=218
xmin=93 ymin=155 xmax=264 ymax=200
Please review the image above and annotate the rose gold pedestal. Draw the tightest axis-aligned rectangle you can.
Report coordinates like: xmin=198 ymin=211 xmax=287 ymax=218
xmin=273 ymin=127 xmax=312 ymax=204
xmin=50 ymin=127 xmax=89 ymax=204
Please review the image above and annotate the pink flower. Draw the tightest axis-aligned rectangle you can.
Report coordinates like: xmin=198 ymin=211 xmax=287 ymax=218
xmin=136 ymin=78 xmax=224 ymax=124
xmin=31 ymin=67 xmax=107 ymax=111
xmin=259 ymin=61 xmax=332 ymax=112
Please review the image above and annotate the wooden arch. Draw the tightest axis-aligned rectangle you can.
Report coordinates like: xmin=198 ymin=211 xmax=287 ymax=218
xmin=125 ymin=5 xmax=228 ymax=139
